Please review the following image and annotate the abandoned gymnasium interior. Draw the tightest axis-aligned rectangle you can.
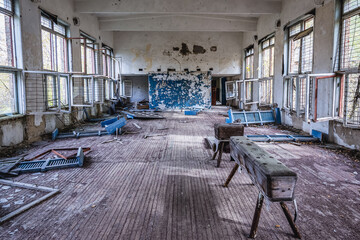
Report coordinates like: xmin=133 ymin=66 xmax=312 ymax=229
xmin=0 ymin=0 xmax=359 ymax=239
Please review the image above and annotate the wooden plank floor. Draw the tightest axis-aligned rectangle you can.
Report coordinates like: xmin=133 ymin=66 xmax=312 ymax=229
xmin=1 ymin=109 xmax=360 ymax=239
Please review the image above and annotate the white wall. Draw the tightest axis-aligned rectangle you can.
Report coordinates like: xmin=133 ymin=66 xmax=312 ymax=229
xmin=114 ymin=31 xmax=243 ymax=75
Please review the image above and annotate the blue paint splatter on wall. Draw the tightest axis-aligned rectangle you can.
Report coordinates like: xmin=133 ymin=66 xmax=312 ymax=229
xmin=148 ymin=72 xmax=211 ymax=110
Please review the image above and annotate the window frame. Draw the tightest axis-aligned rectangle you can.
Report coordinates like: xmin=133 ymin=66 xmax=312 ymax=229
xmin=259 ymin=35 xmax=275 ymax=106
xmin=40 ymin=14 xmax=69 ymax=73
xmin=0 ymin=0 xmax=24 ymax=117
xmin=338 ymin=0 xmax=360 ymax=73
xmin=42 ymin=72 xmax=71 ymax=112
xmin=80 ymin=31 xmax=97 ymax=75
xmin=244 ymin=46 xmax=254 ymax=80
xmin=102 ymin=45 xmax=115 ymax=78
xmin=287 ymin=16 xmax=315 ymax=75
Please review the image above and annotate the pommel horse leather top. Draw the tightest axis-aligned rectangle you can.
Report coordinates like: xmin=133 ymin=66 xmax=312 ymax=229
xmin=224 ymin=136 xmax=301 ymax=238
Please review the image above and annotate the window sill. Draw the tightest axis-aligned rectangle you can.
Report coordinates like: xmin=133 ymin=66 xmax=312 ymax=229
xmin=0 ymin=114 xmax=25 ymax=122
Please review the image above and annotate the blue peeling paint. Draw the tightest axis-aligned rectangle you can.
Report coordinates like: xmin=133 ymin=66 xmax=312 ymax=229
xmin=148 ymin=72 xmax=211 ymax=110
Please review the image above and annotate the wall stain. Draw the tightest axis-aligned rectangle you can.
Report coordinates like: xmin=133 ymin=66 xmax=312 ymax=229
xmin=193 ymin=45 xmax=206 ymax=54
xmin=131 ymin=44 xmax=153 ymax=70
xmin=180 ymin=43 xmax=191 ymax=56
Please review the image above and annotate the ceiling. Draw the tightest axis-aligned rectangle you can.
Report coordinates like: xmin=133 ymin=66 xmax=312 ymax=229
xmin=74 ymin=0 xmax=282 ymax=32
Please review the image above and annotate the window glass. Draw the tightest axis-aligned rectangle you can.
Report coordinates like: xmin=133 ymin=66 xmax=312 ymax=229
xmin=80 ymin=34 xmax=96 ymax=74
xmin=46 ymin=75 xmax=57 ymax=108
xmin=0 ymin=12 xmax=14 ymax=67
xmin=245 ymin=47 xmax=254 ymax=79
xmin=288 ymin=17 xmax=314 ymax=74
xmin=59 ymin=76 xmax=68 ymax=107
xmin=0 ymin=72 xmax=16 ymax=115
xmin=343 ymin=0 xmax=360 ymax=13
xmin=41 ymin=15 xmax=68 ymax=72
xmin=0 ymin=0 xmax=12 ymax=11
xmin=340 ymin=8 xmax=360 ymax=70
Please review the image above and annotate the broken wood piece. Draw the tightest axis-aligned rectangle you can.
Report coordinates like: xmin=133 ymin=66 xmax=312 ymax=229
xmin=143 ymin=134 xmax=167 ymax=139
xmin=101 ymin=139 xmax=123 ymax=144
xmin=26 ymin=148 xmax=91 ymax=161
xmin=51 ymin=149 xmax=68 ymax=160
xmin=133 ymin=123 xmax=141 ymax=129
xmin=0 ymin=179 xmax=60 ymax=224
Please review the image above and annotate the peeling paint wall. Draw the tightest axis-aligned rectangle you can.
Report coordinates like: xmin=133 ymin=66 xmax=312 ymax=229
xmin=148 ymin=72 xmax=211 ymax=110
xmin=114 ymin=32 xmax=242 ymax=75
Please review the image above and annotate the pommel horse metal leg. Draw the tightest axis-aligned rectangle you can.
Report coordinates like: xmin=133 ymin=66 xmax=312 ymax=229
xmin=249 ymin=192 xmax=264 ymax=238
xmin=223 ymin=163 xmax=239 ymax=187
xmin=216 ymin=142 xmax=225 ymax=167
xmin=249 ymin=192 xmax=302 ymax=239
xmin=280 ymin=202 xmax=302 ymax=239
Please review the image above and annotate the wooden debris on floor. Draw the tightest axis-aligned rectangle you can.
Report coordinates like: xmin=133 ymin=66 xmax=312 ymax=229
xmin=0 ymin=179 xmax=60 ymax=224
xmin=122 ymin=111 xmax=164 ymax=119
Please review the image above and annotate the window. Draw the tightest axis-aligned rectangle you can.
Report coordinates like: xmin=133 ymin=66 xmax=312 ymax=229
xmin=340 ymin=1 xmax=360 ymax=127
xmin=123 ymin=80 xmax=132 ymax=97
xmin=260 ymin=36 xmax=275 ymax=78
xmin=102 ymin=46 xmax=114 ymax=78
xmin=0 ymin=72 xmax=17 ymax=115
xmin=288 ymin=16 xmax=314 ymax=74
xmin=41 ymin=15 xmax=68 ymax=72
xmin=70 ymin=76 xmax=95 ymax=106
xmin=0 ymin=0 xmax=21 ymax=116
xmin=344 ymin=73 xmax=360 ymax=126
xmin=80 ymin=32 xmax=97 ymax=74
xmin=245 ymin=47 xmax=254 ymax=79
xmin=225 ymin=81 xmax=236 ymax=100
xmin=339 ymin=0 xmax=360 ymax=71
xmin=259 ymin=79 xmax=273 ymax=105
xmin=104 ymin=79 xmax=110 ymax=100
xmin=259 ymin=36 xmax=275 ymax=105
xmin=44 ymin=74 xmax=69 ymax=110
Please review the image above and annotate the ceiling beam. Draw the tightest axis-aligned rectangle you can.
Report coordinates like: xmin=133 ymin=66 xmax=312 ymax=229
xmin=75 ymin=0 xmax=281 ymax=15
xmin=99 ymin=15 xmax=257 ymax=32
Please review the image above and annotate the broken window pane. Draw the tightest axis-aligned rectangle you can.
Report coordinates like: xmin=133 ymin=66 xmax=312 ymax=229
xmin=0 ymin=13 xmax=14 ymax=67
xmin=0 ymin=72 xmax=16 ymax=115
